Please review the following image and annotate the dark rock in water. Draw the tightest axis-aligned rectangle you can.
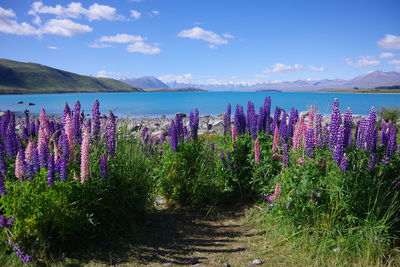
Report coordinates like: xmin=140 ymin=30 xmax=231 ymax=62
xmin=17 ymin=101 xmax=23 ymax=104
xmin=28 ymin=102 xmax=35 ymax=106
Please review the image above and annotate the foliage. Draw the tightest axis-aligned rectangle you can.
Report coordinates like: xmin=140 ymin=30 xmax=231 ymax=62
xmin=379 ymin=105 xmax=400 ymax=123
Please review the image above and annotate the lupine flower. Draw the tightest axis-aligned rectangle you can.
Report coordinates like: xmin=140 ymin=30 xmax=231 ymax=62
xmin=315 ymin=114 xmax=323 ymax=147
xmin=254 ymin=138 xmax=261 ymax=164
xmin=15 ymin=149 xmax=25 ymax=181
xmin=59 ymin=157 xmax=67 ymax=182
xmin=265 ymin=184 xmax=281 ymax=202
xmin=279 ymin=110 xmax=288 ymax=141
xmin=339 ymin=155 xmax=348 ymax=171
xmin=223 ymin=104 xmax=231 ymax=135
xmin=272 ymin=152 xmax=280 ymax=159
xmin=272 ymin=126 xmax=280 ymax=152
xmin=169 ymin=120 xmax=178 ymax=152
xmin=257 ymin=107 xmax=265 ymax=133
xmin=0 ymin=142 xmax=7 ymax=176
xmin=226 ymin=150 xmax=233 ymax=172
xmin=141 ymin=127 xmax=149 ymax=143
xmin=106 ymin=112 xmax=116 ymax=157
xmin=282 ymin=142 xmax=289 ymax=167
xmin=297 ymin=157 xmax=305 ymax=165
xmin=47 ymin=153 xmax=55 ymax=187
xmin=368 ymin=154 xmax=376 ymax=171
xmin=0 ymin=174 xmax=6 ymax=196
xmin=174 ymin=113 xmax=184 ymax=141
xmin=31 ymin=148 xmax=39 ymax=174
xmin=329 ymin=98 xmax=341 ymax=150
xmin=30 ymin=121 xmax=36 ymax=137
xmin=62 ymin=102 xmax=71 ymax=127
xmin=380 ymin=120 xmax=388 ymax=146
xmin=159 ymin=131 xmax=165 ymax=143
xmin=13 ymin=244 xmax=31 ymax=263
xmin=231 ymin=125 xmax=237 ymax=143
xmin=234 ymin=105 xmax=246 ymax=135
xmin=292 ymin=118 xmax=303 ymax=149
xmin=307 ymin=106 xmax=315 ymax=129
xmin=333 ymin=126 xmax=345 ymax=164
xmin=85 ymin=119 xmax=91 ymax=134
xmin=5 ymin=121 xmax=18 ymax=157
xmin=182 ymin=126 xmax=189 ymax=142
xmin=72 ymin=101 xmax=82 ymax=145
xmin=100 ymin=154 xmax=107 ymax=180
xmin=287 ymin=107 xmax=298 ymax=139
xmin=80 ymin=129 xmax=90 ymax=183
xmin=189 ymin=108 xmax=199 ymax=141
xmin=384 ymin=124 xmax=397 ymax=160
xmin=92 ymin=100 xmax=101 ymax=142
xmin=343 ymin=108 xmax=353 ymax=147
xmin=305 ymin=128 xmax=315 ymax=158
xmin=272 ymin=106 xmax=281 ymax=134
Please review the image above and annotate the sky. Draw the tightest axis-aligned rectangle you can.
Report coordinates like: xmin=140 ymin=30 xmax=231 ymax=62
xmin=0 ymin=0 xmax=399 ymax=85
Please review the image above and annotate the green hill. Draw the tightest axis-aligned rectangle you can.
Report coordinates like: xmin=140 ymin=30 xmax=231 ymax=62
xmin=0 ymin=59 xmax=143 ymax=94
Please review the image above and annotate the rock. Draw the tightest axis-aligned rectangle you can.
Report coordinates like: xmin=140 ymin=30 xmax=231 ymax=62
xmin=224 ymin=263 xmax=231 ymax=267
xmin=155 ymin=196 xmax=166 ymax=205
xmin=251 ymin=259 xmax=263 ymax=265
xmin=132 ymin=124 xmax=141 ymax=132
xmin=189 ymin=258 xmax=199 ymax=265
xmin=333 ymin=247 xmax=340 ymax=253
xmin=163 ymin=260 xmax=178 ymax=266
xmin=28 ymin=102 xmax=35 ymax=106
xmin=17 ymin=101 xmax=23 ymax=104
xmin=207 ymin=124 xmax=212 ymax=130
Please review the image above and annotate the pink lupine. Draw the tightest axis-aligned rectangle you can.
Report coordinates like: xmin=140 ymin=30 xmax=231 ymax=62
xmin=53 ymin=142 xmax=60 ymax=160
xmin=38 ymin=109 xmax=50 ymax=167
xmin=25 ymin=140 xmax=36 ymax=163
xmin=297 ymin=157 xmax=305 ymax=165
xmin=80 ymin=129 xmax=90 ymax=183
xmin=64 ymin=113 xmax=74 ymax=152
xmin=254 ymin=138 xmax=261 ymax=164
xmin=265 ymin=183 xmax=281 ymax=202
xmin=292 ymin=121 xmax=302 ymax=149
xmin=15 ymin=150 xmax=25 ymax=181
xmin=307 ymin=106 xmax=315 ymax=129
xmin=272 ymin=126 xmax=280 ymax=152
xmin=231 ymin=125 xmax=237 ymax=143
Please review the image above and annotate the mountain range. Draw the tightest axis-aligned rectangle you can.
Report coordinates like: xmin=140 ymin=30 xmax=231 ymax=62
xmin=163 ymin=71 xmax=400 ymax=91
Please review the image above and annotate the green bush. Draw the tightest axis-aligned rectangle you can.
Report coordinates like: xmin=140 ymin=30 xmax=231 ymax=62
xmin=379 ymin=106 xmax=400 ymax=123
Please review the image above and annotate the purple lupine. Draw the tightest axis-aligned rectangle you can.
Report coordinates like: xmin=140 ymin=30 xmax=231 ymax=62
xmin=380 ymin=120 xmax=389 ymax=146
xmin=54 ymin=156 xmax=60 ymax=175
xmin=329 ymin=99 xmax=341 ymax=150
xmin=355 ymin=119 xmax=367 ymax=149
xmin=106 ymin=111 xmax=116 ymax=157
xmin=0 ymin=173 xmax=6 ymax=196
xmin=174 ymin=113 xmax=184 ymax=142
xmin=223 ymin=104 xmax=231 ymax=135
xmin=62 ymin=102 xmax=71 ymax=127
xmin=368 ymin=154 xmax=376 ymax=171
xmin=234 ymin=104 xmax=245 ymax=135
xmin=31 ymin=148 xmax=39 ymax=174
xmin=264 ymin=97 xmax=271 ymax=134
xmin=339 ymin=156 xmax=348 ymax=171
xmin=282 ymin=142 xmax=289 ymax=167
xmin=333 ymin=126 xmax=345 ymax=164
xmin=248 ymin=104 xmax=258 ymax=140
xmin=72 ymin=101 xmax=82 ymax=145
xmin=30 ymin=121 xmax=36 ymax=137
xmin=364 ymin=107 xmax=377 ymax=152
xmin=287 ymin=107 xmax=298 ymax=139
xmin=189 ymin=108 xmax=199 ymax=141
xmin=47 ymin=153 xmax=55 ymax=187
xmin=271 ymin=106 xmax=281 ymax=135
xmin=343 ymin=108 xmax=353 ymax=147
xmin=0 ymin=142 xmax=7 ymax=176
xmin=13 ymin=244 xmax=32 ymax=263
xmin=59 ymin=157 xmax=67 ymax=181
xmin=257 ymin=107 xmax=266 ymax=133
xmin=279 ymin=110 xmax=288 ymax=141
xmin=100 ymin=154 xmax=107 ymax=180
xmin=246 ymin=101 xmax=255 ymax=133
xmin=5 ymin=119 xmax=18 ymax=157
xmin=305 ymin=128 xmax=315 ymax=158
xmin=85 ymin=119 xmax=91 ymax=134
xmin=141 ymin=127 xmax=149 ymax=143
xmin=92 ymin=100 xmax=101 ymax=142
xmin=385 ymin=124 xmax=397 ymax=159
xmin=60 ymin=133 xmax=70 ymax=163
xmin=169 ymin=120 xmax=178 ymax=152
xmin=182 ymin=126 xmax=189 ymax=142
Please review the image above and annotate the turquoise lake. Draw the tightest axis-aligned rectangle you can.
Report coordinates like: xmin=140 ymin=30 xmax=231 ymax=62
xmin=0 ymin=92 xmax=399 ymax=117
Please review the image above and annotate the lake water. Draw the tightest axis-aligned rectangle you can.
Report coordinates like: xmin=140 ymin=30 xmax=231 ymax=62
xmin=0 ymin=92 xmax=399 ymax=117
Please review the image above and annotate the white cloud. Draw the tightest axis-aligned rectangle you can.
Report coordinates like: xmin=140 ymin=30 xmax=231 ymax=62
xmin=379 ymin=52 xmax=395 ymax=58
xmin=378 ymin=34 xmax=400 ymax=50
xmin=158 ymin=73 xmax=193 ymax=83
xmin=345 ymin=56 xmax=380 ymax=67
xmin=48 ymin=46 xmax=59 ymax=50
xmin=0 ymin=6 xmax=40 ymax=35
xmin=130 ymin=10 xmax=141 ymax=20
xmin=98 ymin=33 xmax=145 ymax=43
xmin=151 ymin=10 xmax=160 ymax=15
xmin=178 ymin=27 xmax=229 ymax=49
xmin=28 ymin=1 xmax=124 ymax=22
xmin=388 ymin=59 xmax=400 ymax=71
xmin=208 ymin=44 xmax=218 ymax=50
xmin=223 ymin=33 xmax=234 ymax=39
xmin=265 ymin=63 xmax=303 ymax=73
xmin=309 ymin=65 xmax=325 ymax=72
xmin=42 ymin=19 xmax=92 ymax=37
xmin=126 ymin=42 xmax=160 ymax=54
xmin=88 ymin=42 xmax=112 ymax=48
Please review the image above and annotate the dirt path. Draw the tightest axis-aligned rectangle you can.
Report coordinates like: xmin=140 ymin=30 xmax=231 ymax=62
xmin=125 ymin=206 xmax=260 ymax=266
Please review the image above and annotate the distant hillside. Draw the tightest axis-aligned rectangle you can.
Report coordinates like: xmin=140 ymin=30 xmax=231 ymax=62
xmin=142 ymin=87 xmax=207 ymax=92
xmin=120 ymin=76 xmax=169 ymax=89
xmin=0 ymin=59 xmax=143 ymax=94
xmin=166 ymin=71 xmax=400 ymax=92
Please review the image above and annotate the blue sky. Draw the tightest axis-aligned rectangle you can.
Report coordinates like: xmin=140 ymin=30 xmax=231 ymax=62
xmin=0 ymin=0 xmax=399 ymax=85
